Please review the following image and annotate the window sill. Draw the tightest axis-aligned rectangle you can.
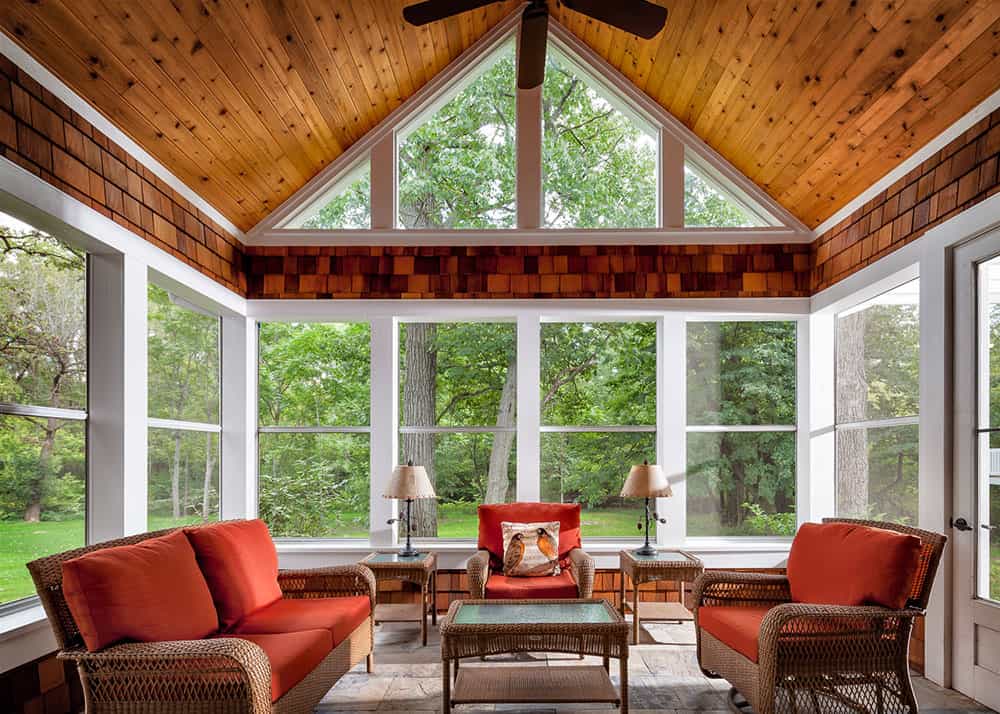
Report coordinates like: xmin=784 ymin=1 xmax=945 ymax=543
xmin=0 ymin=602 xmax=57 ymax=672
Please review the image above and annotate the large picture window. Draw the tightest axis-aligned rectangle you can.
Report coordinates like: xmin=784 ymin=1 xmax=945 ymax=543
xmin=835 ymin=280 xmax=919 ymax=524
xmin=147 ymin=284 xmax=221 ymax=529
xmin=0 ymin=212 xmax=87 ymax=606
xmin=540 ymin=321 xmax=656 ymax=537
xmin=686 ymin=321 xmax=797 ymax=536
xmin=399 ymin=322 xmax=516 ymax=538
xmin=258 ymin=322 xmax=371 ymax=538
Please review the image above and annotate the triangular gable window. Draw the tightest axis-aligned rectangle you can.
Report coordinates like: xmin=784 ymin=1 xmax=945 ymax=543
xmin=684 ymin=163 xmax=765 ymax=228
xmin=293 ymin=160 xmax=370 ymax=229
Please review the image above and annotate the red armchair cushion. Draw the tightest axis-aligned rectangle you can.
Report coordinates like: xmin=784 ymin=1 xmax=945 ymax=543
xmin=61 ymin=530 xmax=218 ymax=651
xmin=484 ymin=570 xmax=579 ymax=599
xmin=786 ymin=522 xmax=922 ymax=609
xmin=218 ymin=629 xmax=332 ymax=702
xmin=478 ymin=502 xmax=582 ymax=567
xmin=234 ymin=596 xmax=371 ymax=647
xmin=186 ymin=520 xmax=283 ymax=629
xmin=698 ymin=606 xmax=769 ymax=662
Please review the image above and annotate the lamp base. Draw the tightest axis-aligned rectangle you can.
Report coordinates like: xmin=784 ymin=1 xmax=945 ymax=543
xmin=632 ymin=543 xmax=657 ymax=557
xmin=398 ymin=545 xmax=421 ymax=558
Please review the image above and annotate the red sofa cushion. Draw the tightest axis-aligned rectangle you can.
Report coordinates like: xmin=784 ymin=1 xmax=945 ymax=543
xmin=186 ymin=520 xmax=283 ymax=629
xmin=234 ymin=596 xmax=371 ymax=647
xmin=787 ymin=522 xmax=922 ymax=609
xmin=218 ymin=630 xmax=331 ymax=702
xmin=478 ymin=502 xmax=582 ymax=567
xmin=698 ymin=606 xmax=769 ymax=663
xmin=61 ymin=530 xmax=218 ymax=652
xmin=484 ymin=570 xmax=579 ymax=599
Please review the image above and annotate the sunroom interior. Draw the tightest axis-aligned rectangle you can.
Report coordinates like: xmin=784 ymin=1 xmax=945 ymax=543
xmin=0 ymin=1 xmax=998 ymax=712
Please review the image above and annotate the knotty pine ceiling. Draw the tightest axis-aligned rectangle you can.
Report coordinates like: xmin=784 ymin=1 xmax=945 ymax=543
xmin=1 ymin=0 xmax=998 ymax=232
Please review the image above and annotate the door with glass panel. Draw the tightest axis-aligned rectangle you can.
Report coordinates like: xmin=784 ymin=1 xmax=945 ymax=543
xmin=953 ymin=230 xmax=1000 ymax=710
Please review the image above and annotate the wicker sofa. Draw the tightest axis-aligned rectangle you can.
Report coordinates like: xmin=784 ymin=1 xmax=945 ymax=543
xmin=27 ymin=519 xmax=375 ymax=714
xmin=466 ymin=502 xmax=595 ymax=599
xmin=693 ymin=518 xmax=946 ymax=714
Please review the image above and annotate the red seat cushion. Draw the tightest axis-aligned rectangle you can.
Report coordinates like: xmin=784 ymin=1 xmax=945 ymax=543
xmin=787 ymin=522 xmax=922 ymax=609
xmin=61 ymin=530 xmax=218 ymax=652
xmin=234 ymin=596 xmax=371 ymax=647
xmin=218 ymin=629 xmax=332 ymax=703
xmin=698 ymin=606 xmax=770 ymax=663
xmin=186 ymin=520 xmax=283 ymax=629
xmin=478 ymin=502 xmax=582 ymax=568
xmin=484 ymin=569 xmax=579 ymax=599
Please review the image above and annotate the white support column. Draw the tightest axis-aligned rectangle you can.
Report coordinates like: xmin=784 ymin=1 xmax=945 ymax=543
xmin=517 ymin=314 xmax=541 ymax=501
xmin=370 ymin=317 xmax=399 ymax=546
xmin=516 ymin=85 xmax=543 ymax=229
xmin=919 ymin=246 xmax=952 ymax=687
xmin=221 ymin=316 xmax=257 ymax=519
xmin=795 ymin=318 xmax=813 ymax=526
xmin=370 ymin=133 xmax=396 ymax=230
xmin=659 ymin=130 xmax=685 ymax=228
xmin=87 ymin=253 xmax=147 ymax=541
xmin=807 ymin=312 xmax=836 ymax=524
xmin=657 ymin=315 xmax=685 ymax=546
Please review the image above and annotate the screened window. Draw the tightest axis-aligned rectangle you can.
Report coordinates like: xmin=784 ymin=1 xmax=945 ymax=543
xmin=297 ymin=160 xmax=371 ymax=230
xmin=147 ymin=284 xmax=221 ymax=528
xmin=686 ymin=321 xmax=797 ymax=536
xmin=684 ymin=164 xmax=765 ymax=227
xmin=399 ymin=322 xmax=516 ymax=538
xmin=835 ymin=280 xmax=919 ymax=524
xmin=542 ymin=49 xmax=656 ymax=228
xmin=397 ymin=43 xmax=516 ymax=229
xmin=540 ymin=322 xmax=656 ymax=537
xmin=258 ymin=323 xmax=371 ymax=538
xmin=0 ymin=212 xmax=87 ymax=606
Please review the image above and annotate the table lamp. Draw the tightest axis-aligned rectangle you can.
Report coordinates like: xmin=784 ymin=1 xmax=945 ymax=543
xmin=384 ymin=460 xmax=436 ymax=557
xmin=620 ymin=460 xmax=672 ymax=556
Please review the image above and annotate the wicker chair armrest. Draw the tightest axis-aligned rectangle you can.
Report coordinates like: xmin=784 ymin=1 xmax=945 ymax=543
xmin=759 ymin=602 xmax=919 ymax=656
xmin=278 ymin=564 xmax=377 ymax=609
xmin=567 ymin=547 xmax=595 ymax=598
xmin=693 ymin=571 xmax=792 ymax=610
xmin=60 ymin=638 xmax=272 ymax=713
xmin=467 ymin=549 xmax=491 ymax=598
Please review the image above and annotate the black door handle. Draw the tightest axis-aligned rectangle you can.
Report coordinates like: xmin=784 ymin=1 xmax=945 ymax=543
xmin=983 ymin=523 xmax=998 ymax=531
xmin=951 ymin=517 xmax=973 ymax=531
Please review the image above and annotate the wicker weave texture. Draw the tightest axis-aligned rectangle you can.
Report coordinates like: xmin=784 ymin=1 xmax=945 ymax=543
xmin=465 ymin=547 xmax=594 ymax=599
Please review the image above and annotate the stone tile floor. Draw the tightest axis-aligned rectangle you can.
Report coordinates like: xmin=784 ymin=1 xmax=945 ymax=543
xmin=317 ymin=620 xmax=995 ymax=714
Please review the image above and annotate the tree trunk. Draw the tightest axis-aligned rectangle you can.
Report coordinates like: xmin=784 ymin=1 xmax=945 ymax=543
xmin=485 ymin=357 xmax=516 ymax=503
xmin=202 ymin=431 xmax=215 ymax=520
xmin=24 ymin=418 xmax=57 ymax=522
xmin=172 ymin=430 xmax=182 ymax=519
xmin=837 ymin=311 xmax=869 ymax=516
xmin=402 ymin=323 xmax=437 ymax=536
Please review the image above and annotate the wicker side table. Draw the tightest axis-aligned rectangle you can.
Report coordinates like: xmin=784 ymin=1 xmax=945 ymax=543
xmin=361 ymin=551 xmax=437 ymax=646
xmin=619 ymin=549 xmax=704 ymax=644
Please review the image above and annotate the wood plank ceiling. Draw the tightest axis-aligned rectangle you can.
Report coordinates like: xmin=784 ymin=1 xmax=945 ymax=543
xmin=1 ymin=0 xmax=998 ymax=232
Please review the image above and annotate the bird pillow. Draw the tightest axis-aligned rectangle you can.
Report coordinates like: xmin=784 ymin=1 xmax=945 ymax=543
xmin=500 ymin=521 xmax=561 ymax=577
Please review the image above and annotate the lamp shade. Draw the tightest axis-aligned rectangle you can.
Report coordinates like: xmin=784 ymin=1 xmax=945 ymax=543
xmin=384 ymin=463 xmax=436 ymax=499
xmin=620 ymin=462 xmax=672 ymax=498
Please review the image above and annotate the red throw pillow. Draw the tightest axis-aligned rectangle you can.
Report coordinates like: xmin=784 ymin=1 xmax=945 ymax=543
xmin=786 ymin=522 xmax=922 ymax=609
xmin=477 ymin=503 xmax=582 ymax=566
xmin=186 ymin=519 xmax=282 ymax=629
xmin=61 ymin=530 xmax=219 ymax=651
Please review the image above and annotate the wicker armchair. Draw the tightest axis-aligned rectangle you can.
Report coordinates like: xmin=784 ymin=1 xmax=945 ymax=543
xmin=27 ymin=523 xmax=376 ymax=714
xmin=693 ymin=518 xmax=946 ymax=714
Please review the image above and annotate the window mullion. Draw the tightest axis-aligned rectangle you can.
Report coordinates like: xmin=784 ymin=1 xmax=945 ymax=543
xmin=659 ymin=130 xmax=684 ymax=228
xmin=370 ymin=133 xmax=396 ymax=229
xmin=515 ymin=75 xmax=543 ymax=229
xmin=370 ymin=317 xmax=398 ymax=546
xmin=517 ymin=314 xmax=541 ymax=501
xmin=221 ymin=315 xmax=257 ymax=520
xmin=658 ymin=315 xmax=686 ymax=546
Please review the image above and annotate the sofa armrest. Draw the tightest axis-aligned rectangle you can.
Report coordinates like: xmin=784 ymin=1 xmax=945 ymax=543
xmin=61 ymin=638 xmax=272 ymax=713
xmin=278 ymin=564 xmax=377 ymax=610
xmin=693 ymin=571 xmax=792 ymax=611
xmin=567 ymin=547 xmax=595 ymax=598
xmin=467 ymin=549 xmax=491 ymax=598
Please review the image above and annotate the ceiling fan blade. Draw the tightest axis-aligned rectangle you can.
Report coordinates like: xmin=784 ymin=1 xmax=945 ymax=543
xmin=562 ymin=0 xmax=667 ymax=39
xmin=517 ymin=4 xmax=549 ymax=89
xmin=402 ymin=0 xmax=500 ymax=26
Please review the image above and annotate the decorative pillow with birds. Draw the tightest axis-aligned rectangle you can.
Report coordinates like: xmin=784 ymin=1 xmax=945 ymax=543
xmin=500 ymin=521 xmax=561 ymax=577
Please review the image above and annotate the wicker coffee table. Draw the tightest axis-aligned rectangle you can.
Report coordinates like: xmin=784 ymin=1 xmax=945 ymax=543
xmin=361 ymin=551 xmax=437 ymax=646
xmin=439 ymin=599 xmax=630 ymax=713
xmin=619 ymin=549 xmax=704 ymax=644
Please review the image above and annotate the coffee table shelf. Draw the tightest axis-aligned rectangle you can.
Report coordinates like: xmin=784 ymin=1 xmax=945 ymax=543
xmin=451 ymin=665 xmax=620 ymax=705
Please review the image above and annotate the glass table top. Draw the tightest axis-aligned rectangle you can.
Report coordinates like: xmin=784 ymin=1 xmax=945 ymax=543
xmin=368 ymin=552 xmax=430 ymax=563
xmin=627 ymin=551 xmax=695 ymax=563
xmin=453 ymin=601 xmax=615 ymax=625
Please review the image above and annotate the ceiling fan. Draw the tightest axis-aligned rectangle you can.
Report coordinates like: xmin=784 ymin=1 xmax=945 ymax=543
xmin=402 ymin=0 xmax=668 ymax=89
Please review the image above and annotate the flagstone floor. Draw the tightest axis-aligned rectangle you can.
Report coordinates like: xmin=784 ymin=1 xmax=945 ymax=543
xmin=317 ymin=620 xmax=994 ymax=714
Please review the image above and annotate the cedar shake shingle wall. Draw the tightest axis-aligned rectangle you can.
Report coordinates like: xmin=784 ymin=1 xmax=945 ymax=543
xmin=243 ymin=244 xmax=813 ymax=299
xmin=0 ymin=52 xmax=246 ymax=294
xmin=812 ymin=107 xmax=1000 ymax=292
